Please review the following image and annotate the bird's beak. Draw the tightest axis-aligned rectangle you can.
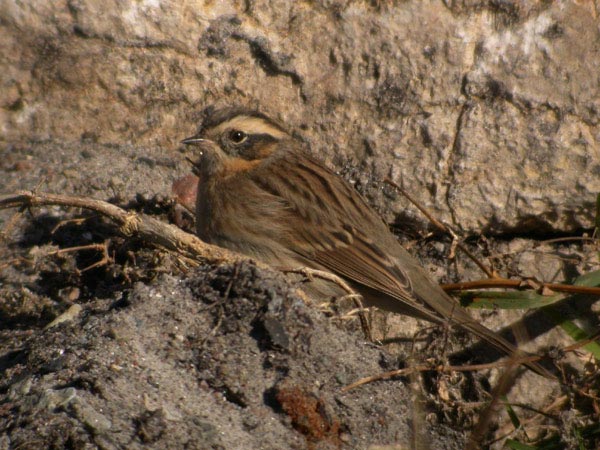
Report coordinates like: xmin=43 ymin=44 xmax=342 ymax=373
xmin=181 ymin=135 xmax=206 ymax=146
xmin=181 ymin=136 xmax=224 ymax=177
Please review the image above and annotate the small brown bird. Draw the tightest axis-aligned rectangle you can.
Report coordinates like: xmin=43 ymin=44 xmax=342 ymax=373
xmin=182 ymin=106 xmax=552 ymax=378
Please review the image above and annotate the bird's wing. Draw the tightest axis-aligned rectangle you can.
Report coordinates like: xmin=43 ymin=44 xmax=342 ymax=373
xmin=250 ymin=149 xmax=444 ymax=323
xmin=249 ymin=149 xmax=555 ymax=379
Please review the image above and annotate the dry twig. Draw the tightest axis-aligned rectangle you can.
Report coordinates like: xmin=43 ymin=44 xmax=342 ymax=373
xmin=384 ymin=177 xmax=496 ymax=278
xmin=341 ymin=354 xmax=545 ymax=392
xmin=0 ymin=190 xmax=244 ymax=265
xmin=385 ymin=178 xmax=600 ymax=298
xmin=283 ymin=267 xmax=373 ymax=341
xmin=442 ymin=278 xmax=600 ymax=297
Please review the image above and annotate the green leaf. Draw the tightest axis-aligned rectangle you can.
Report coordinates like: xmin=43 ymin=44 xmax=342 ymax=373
xmin=503 ymin=396 xmax=521 ymax=430
xmin=543 ymin=308 xmax=600 ymax=360
xmin=459 ymin=268 xmax=600 ymax=360
xmin=460 ymin=290 xmax=563 ymax=310
xmin=540 ymin=270 xmax=600 ymax=360
xmin=573 ymin=269 xmax=600 ymax=288
xmin=505 ymin=439 xmax=537 ymax=450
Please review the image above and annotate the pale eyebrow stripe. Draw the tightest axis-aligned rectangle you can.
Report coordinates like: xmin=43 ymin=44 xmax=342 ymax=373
xmin=212 ymin=116 xmax=288 ymax=139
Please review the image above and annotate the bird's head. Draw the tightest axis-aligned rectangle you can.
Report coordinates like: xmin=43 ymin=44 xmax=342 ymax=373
xmin=182 ymin=107 xmax=290 ymax=177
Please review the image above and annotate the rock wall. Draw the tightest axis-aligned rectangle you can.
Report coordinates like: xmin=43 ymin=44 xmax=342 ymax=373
xmin=2 ymin=1 xmax=599 ymax=233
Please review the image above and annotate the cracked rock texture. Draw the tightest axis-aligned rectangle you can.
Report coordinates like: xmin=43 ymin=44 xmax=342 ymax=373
xmin=1 ymin=0 xmax=599 ymax=233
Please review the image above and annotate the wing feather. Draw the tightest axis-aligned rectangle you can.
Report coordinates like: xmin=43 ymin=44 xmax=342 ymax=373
xmin=245 ymin=147 xmax=555 ymax=378
xmin=251 ymin=149 xmax=442 ymax=321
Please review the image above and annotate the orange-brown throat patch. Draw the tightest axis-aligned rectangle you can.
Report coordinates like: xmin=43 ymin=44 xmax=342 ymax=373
xmin=220 ymin=140 xmax=277 ymax=177
xmin=221 ymin=157 xmax=262 ymax=178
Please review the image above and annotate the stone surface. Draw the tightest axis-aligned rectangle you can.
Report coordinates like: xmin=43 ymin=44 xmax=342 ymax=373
xmin=1 ymin=0 xmax=599 ymax=232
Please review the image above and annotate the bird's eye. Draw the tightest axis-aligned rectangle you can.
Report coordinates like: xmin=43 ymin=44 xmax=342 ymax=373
xmin=229 ymin=130 xmax=247 ymax=144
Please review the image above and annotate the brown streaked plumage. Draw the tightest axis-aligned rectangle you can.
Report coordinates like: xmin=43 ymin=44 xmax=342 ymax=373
xmin=182 ymin=106 xmax=554 ymax=379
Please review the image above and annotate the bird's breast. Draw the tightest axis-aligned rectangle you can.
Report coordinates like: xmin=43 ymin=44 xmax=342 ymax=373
xmin=195 ymin=175 xmax=299 ymax=267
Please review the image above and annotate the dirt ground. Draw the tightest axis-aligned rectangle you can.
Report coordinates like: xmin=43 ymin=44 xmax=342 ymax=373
xmin=0 ymin=141 xmax=464 ymax=449
xmin=0 ymin=141 xmax=598 ymax=449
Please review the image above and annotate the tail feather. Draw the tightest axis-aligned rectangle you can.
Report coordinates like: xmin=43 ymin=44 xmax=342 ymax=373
xmin=460 ymin=317 xmax=556 ymax=379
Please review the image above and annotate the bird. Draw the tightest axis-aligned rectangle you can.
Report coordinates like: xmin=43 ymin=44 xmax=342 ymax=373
xmin=181 ymin=106 xmax=553 ymax=379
